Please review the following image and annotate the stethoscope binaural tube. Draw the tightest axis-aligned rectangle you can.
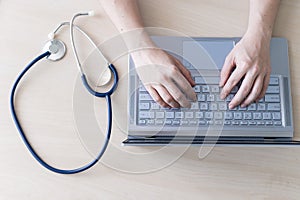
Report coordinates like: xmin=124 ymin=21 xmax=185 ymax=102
xmin=69 ymin=11 xmax=118 ymax=97
xmin=10 ymin=11 xmax=119 ymax=174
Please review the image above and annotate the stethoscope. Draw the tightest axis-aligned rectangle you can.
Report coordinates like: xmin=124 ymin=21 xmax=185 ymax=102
xmin=10 ymin=11 xmax=118 ymax=174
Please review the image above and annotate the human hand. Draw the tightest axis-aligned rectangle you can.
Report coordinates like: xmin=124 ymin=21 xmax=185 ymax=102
xmin=131 ymin=48 xmax=197 ymax=108
xmin=219 ymin=32 xmax=272 ymax=109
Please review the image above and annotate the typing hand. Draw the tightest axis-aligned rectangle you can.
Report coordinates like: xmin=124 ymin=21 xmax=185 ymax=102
xmin=131 ymin=48 xmax=197 ymax=108
xmin=219 ymin=33 xmax=271 ymax=109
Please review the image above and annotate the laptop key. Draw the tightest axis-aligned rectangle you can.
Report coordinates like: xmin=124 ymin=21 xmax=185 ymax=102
xmin=205 ymin=112 xmax=213 ymax=119
xmin=240 ymin=121 xmax=248 ymax=125
xmin=207 ymin=94 xmax=215 ymax=101
xmin=234 ymin=112 xmax=242 ymax=120
xmin=198 ymin=120 xmax=206 ymax=125
xmin=189 ymin=120 xmax=197 ymax=125
xmin=151 ymin=102 xmax=160 ymax=109
xmin=139 ymin=93 xmax=152 ymax=101
xmin=211 ymin=85 xmax=220 ymax=93
xmin=155 ymin=120 xmax=164 ymax=125
xmin=266 ymin=121 xmax=273 ymax=125
xmin=243 ymin=112 xmax=252 ymax=120
xmin=224 ymin=121 xmax=231 ymax=125
xmin=238 ymin=106 xmax=246 ymax=111
xmin=263 ymin=113 xmax=271 ymax=120
xmin=249 ymin=121 xmax=257 ymax=125
xmin=139 ymin=111 xmax=155 ymax=119
xmin=195 ymin=112 xmax=204 ymax=119
xmin=232 ymin=121 xmax=239 ymax=125
xmin=210 ymin=103 xmax=218 ymax=111
xmin=257 ymin=103 xmax=266 ymax=111
xmin=185 ymin=112 xmax=194 ymax=119
xmin=265 ymin=95 xmax=280 ymax=103
xmin=200 ymin=103 xmax=208 ymax=110
xmin=215 ymin=120 xmax=223 ymax=125
xmin=175 ymin=112 xmax=184 ymax=119
xmin=156 ymin=112 xmax=165 ymax=118
xmin=266 ymin=86 xmax=280 ymax=94
xmin=165 ymin=120 xmax=172 ymax=125
xmin=197 ymin=94 xmax=206 ymax=102
xmin=269 ymin=77 xmax=279 ymax=85
xmin=224 ymin=112 xmax=233 ymax=120
xmin=247 ymin=104 xmax=256 ymax=111
xmin=219 ymin=103 xmax=227 ymax=110
xmin=172 ymin=120 xmax=180 ymax=125
xmin=166 ymin=112 xmax=175 ymax=119
xmin=274 ymin=121 xmax=282 ymax=126
xmin=147 ymin=120 xmax=155 ymax=125
xmin=257 ymin=121 xmax=265 ymax=125
xmin=191 ymin=102 xmax=199 ymax=110
xmin=139 ymin=102 xmax=150 ymax=110
xmin=138 ymin=120 xmax=146 ymax=125
xmin=267 ymin=103 xmax=281 ymax=111
xmin=207 ymin=121 xmax=214 ymax=125
xmin=202 ymin=85 xmax=210 ymax=92
xmin=180 ymin=120 xmax=189 ymax=125
xmin=214 ymin=112 xmax=223 ymax=120
xmin=272 ymin=112 xmax=281 ymax=120
xmin=253 ymin=112 xmax=262 ymax=120
xmin=194 ymin=85 xmax=201 ymax=92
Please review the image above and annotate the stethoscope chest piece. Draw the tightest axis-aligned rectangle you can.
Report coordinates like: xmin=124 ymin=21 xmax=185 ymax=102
xmin=43 ymin=39 xmax=66 ymax=61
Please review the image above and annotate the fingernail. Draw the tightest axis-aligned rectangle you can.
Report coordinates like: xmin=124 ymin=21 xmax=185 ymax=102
xmin=241 ymin=103 xmax=245 ymax=108
xmin=193 ymin=95 xmax=197 ymax=102
xmin=220 ymin=93 xmax=225 ymax=99
xmin=219 ymin=81 xmax=223 ymax=87
xmin=228 ymin=103 xmax=233 ymax=109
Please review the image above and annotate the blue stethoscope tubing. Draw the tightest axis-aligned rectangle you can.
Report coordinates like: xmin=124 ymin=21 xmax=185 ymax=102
xmin=10 ymin=12 xmax=119 ymax=174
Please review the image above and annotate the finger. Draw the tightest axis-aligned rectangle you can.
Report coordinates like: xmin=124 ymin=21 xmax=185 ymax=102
xmin=152 ymin=84 xmax=180 ymax=108
xmin=220 ymin=53 xmax=235 ymax=87
xmin=164 ymin=80 xmax=191 ymax=108
xmin=170 ymin=69 xmax=197 ymax=102
xmin=228 ymin=72 xmax=256 ymax=109
xmin=241 ymin=74 xmax=264 ymax=107
xmin=220 ymin=66 xmax=246 ymax=100
xmin=257 ymin=71 xmax=271 ymax=101
xmin=174 ymin=59 xmax=195 ymax=86
xmin=146 ymin=85 xmax=170 ymax=108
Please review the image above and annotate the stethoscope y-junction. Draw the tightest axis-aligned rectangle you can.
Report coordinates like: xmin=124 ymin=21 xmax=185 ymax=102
xmin=10 ymin=11 xmax=118 ymax=174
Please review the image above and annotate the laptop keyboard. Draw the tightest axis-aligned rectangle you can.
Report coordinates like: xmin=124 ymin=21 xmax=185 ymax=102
xmin=136 ymin=75 xmax=283 ymax=127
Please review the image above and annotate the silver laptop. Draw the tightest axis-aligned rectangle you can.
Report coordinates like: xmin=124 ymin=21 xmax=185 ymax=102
xmin=124 ymin=37 xmax=297 ymax=146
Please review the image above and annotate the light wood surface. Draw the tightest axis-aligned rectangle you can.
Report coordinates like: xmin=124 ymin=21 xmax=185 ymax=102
xmin=1 ymin=0 xmax=300 ymax=199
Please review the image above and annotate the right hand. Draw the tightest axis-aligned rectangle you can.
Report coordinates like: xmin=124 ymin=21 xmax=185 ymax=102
xmin=131 ymin=48 xmax=197 ymax=108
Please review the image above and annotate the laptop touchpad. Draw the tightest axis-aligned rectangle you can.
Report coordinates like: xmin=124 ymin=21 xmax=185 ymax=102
xmin=183 ymin=40 xmax=234 ymax=70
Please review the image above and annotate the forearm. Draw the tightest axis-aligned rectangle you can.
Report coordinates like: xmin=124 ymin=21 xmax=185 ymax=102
xmin=100 ymin=0 xmax=143 ymax=32
xmin=100 ymin=0 xmax=154 ymax=49
xmin=246 ymin=0 xmax=280 ymax=39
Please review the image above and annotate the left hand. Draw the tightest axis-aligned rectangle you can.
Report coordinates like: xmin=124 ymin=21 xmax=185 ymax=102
xmin=219 ymin=32 xmax=271 ymax=109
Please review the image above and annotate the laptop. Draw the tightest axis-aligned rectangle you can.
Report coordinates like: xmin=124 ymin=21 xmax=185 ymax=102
xmin=124 ymin=37 xmax=299 ymax=146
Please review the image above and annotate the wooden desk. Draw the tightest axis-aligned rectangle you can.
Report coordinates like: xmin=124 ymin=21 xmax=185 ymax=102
xmin=1 ymin=0 xmax=300 ymax=199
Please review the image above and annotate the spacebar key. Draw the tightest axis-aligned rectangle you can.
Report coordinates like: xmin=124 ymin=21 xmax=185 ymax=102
xmin=194 ymin=76 xmax=220 ymax=84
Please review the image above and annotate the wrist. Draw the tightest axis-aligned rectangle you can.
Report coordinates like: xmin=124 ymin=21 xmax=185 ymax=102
xmin=244 ymin=26 xmax=272 ymax=45
xmin=122 ymin=28 xmax=157 ymax=52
